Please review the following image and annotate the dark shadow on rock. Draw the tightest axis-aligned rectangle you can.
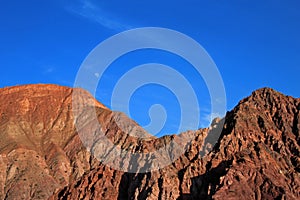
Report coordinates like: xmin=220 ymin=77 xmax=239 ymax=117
xmin=177 ymin=159 xmax=232 ymax=200
xmin=199 ymin=117 xmax=229 ymax=158
xmin=118 ymin=172 xmax=153 ymax=200
xmin=118 ymin=172 xmax=132 ymax=200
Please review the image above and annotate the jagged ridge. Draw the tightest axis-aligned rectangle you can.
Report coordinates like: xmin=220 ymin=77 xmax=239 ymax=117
xmin=0 ymin=85 xmax=299 ymax=199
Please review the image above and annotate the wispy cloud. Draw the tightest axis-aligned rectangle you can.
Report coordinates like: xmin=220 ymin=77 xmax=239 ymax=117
xmin=44 ymin=67 xmax=55 ymax=74
xmin=66 ymin=0 xmax=133 ymax=32
xmin=40 ymin=65 xmax=55 ymax=75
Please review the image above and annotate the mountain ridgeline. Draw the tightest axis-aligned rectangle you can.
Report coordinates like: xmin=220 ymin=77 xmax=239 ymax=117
xmin=0 ymin=84 xmax=299 ymax=199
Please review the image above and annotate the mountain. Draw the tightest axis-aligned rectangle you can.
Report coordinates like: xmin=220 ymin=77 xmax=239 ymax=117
xmin=0 ymin=84 xmax=299 ymax=200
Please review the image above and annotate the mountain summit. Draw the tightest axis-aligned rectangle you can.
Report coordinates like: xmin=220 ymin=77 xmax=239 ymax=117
xmin=0 ymin=84 xmax=299 ymax=199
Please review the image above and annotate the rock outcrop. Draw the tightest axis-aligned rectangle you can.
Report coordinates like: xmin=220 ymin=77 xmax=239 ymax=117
xmin=0 ymin=84 xmax=299 ymax=199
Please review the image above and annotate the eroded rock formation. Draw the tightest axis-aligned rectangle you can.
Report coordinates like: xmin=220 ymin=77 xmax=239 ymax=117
xmin=0 ymin=84 xmax=299 ymax=199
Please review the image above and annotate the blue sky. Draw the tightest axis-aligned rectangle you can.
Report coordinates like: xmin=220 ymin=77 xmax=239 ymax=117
xmin=1 ymin=0 xmax=300 ymax=136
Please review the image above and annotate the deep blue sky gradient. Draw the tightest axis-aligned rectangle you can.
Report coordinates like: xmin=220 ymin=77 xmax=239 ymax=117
xmin=1 ymin=0 xmax=299 ymax=136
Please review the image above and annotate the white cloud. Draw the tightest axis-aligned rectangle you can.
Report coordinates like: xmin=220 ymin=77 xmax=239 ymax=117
xmin=66 ymin=0 xmax=133 ymax=32
xmin=41 ymin=66 xmax=55 ymax=74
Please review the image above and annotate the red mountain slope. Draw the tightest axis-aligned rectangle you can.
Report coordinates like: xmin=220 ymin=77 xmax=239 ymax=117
xmin=0 ymin=84 xmax=299 ymax=199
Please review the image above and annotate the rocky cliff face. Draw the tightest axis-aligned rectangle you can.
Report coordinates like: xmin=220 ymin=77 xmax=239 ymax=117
xmin=0 ymin=84 xmax=299 ymax=200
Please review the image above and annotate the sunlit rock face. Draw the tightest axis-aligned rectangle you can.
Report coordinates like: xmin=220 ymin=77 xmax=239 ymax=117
xmin=0 ymin=84 xmax=299 ymax=200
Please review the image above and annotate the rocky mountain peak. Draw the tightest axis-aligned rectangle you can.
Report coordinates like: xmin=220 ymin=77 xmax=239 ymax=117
xmin=0 ymin=84 xmax=299 ymax=199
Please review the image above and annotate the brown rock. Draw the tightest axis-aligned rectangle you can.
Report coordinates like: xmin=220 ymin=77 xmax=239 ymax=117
xmin=0 ymin=85 xmax=299 ymax=199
